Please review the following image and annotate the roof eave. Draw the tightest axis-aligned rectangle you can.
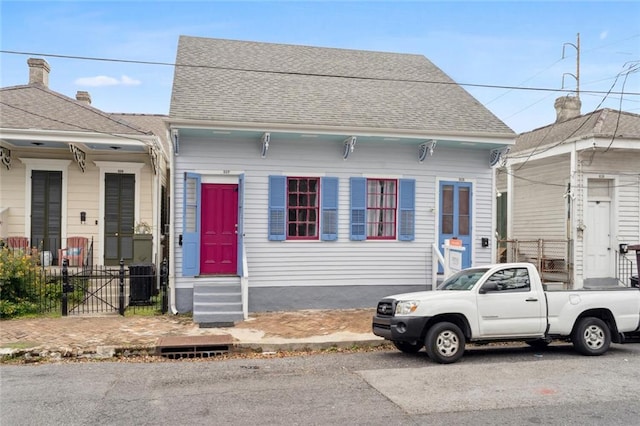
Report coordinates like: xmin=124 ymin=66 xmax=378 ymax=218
xmin=168 ymin=118 xmax=515 ymax=145
xmin=0 ymin=127 xmax=155 ymax=146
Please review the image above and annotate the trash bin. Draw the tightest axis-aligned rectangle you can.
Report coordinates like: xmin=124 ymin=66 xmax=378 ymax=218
xmin=632 ymin=276 xmax=639 ymax=288
xmin=129 ymin=263 xmax=155 ymax=305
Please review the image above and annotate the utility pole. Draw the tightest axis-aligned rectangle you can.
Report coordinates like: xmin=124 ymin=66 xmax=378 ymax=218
xmin=562 ymin=33 xmax=580 ymax=97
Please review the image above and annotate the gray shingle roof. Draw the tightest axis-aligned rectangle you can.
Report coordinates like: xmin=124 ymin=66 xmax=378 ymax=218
xmin=0 ymin=84 xmax=150 ymax=136
xmin=111 ymin=113 xmax=170 ymax=152
xmin=170 ymin=36 xmax=514 ymax=136
xmin=513 ymin=109 xmax=640 ymax=153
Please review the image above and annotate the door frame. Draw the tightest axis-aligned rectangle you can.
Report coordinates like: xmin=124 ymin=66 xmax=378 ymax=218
xmin=95 ymin=162 xmax=144 ymax=265
xmin=581 ymin=174 xmax=617 ymax=281
xmin=20 ymin=158 xmax=70 ymax=245
xmin=180 ymin=172 xmax=244 ymax=277
xmin=200 ymin=182 xmax=239 ymax=275
xmin=436 ymin=177 xmax=476 ymax=269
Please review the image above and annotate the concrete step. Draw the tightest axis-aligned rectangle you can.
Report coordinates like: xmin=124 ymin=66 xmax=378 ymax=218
xmin=193 ymin=311 xmax=244 ymax=325
xmin=194 ymin=292 xmax=241 ymax=303
xmin=193 ymin=279 xmax=243 ymax=325
xmin=193 ymin=283 xmax=240 ymax=294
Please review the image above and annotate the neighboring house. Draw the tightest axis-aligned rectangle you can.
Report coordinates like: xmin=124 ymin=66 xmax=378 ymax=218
xmin=168 ymin=36 xmax=515 ymax=323
xmin=497 ymin=95 xmax=640 ymax=288
xmin=0 ymin=58 xmax=170 ymax=270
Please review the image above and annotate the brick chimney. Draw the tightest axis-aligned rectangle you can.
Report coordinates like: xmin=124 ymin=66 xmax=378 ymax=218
xmin=76 ymin=91 xmax=92 ymax=105
xmin=27 ymin=58 xmax=50 ymax=87
xmin=554 ymin=95 xmax=581 ymax=123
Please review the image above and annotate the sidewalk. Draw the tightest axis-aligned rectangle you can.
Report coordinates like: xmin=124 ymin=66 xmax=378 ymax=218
xmin=0 ymin=308 xmax=385 ymax=361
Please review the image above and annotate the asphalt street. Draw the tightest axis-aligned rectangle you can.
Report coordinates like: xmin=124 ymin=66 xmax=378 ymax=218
xmin=2 ymin=342 xmax=639 ymax=425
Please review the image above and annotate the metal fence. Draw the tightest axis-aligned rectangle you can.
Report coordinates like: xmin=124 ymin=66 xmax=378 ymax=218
xmin=616 ymin=251 xmax=638 ymax=288
xmin=497 ymin=239 xmax=573 ymax=287
xmin=1 ymin=246 xmax=168 ymax=318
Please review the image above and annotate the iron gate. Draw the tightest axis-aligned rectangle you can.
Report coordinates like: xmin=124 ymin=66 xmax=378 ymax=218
xmin=58 ymin=259 xmax=168 ymax=316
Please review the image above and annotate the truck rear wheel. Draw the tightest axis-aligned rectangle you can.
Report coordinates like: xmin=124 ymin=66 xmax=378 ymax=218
xmin=393 ymin=341 xmax=423 ymax=353
xmin=425 ymin=322 xmax=465 ymax=364
xmin=572 ymin=317 xmax=611 ymax=356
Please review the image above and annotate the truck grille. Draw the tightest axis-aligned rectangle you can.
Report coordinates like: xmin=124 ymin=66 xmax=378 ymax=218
xmin=377 ymin=301 xmax=394 ymax=317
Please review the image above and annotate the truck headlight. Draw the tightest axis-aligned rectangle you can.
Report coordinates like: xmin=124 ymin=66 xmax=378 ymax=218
xmin=395 ymin=300 xmax=420 ymax=315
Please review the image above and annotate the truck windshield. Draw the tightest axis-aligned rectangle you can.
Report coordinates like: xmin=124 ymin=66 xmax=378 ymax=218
xmin=437 ymin=268 xmax=489 ymax=291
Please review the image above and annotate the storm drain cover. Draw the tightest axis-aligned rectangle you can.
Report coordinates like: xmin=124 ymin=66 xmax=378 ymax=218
xmin=156 ymin=335 xmax=233 ymax=359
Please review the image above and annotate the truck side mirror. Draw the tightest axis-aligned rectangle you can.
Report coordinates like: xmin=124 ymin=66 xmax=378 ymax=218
xmin=479 ymin=282 xmax=499 ymax=294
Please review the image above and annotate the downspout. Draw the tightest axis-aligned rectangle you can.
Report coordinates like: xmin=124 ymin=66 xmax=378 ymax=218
xmin=491 ymin=165 xmax=497 ymax=263
xmin=152 ymin=140 xmax=161 ymax=279
xmin=506 ymin=164 xmax=513 ymax=239
xmin=169 ymin=128 xmax=178 ymax=314
xmin=570 ymin=143 xmax=577 ymax=288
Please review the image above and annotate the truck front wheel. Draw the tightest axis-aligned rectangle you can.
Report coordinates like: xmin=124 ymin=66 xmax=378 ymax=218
xmin=424 ymin=322 xmax=465 ymax=364
xmin=572 ymin=317 xmax=611 ymax=356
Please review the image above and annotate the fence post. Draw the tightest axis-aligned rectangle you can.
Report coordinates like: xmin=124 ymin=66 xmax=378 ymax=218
xmin=61 ymin=258 xmax=69 ymax=316
xmin=161 ymin=258 xmax=168 ymax=314
xmin=118 ymin=258 xmax=125 ymax=316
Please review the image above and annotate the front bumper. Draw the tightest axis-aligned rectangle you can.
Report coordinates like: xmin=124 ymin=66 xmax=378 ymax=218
xmin=372 ymin=315 xmax=430 ymax=342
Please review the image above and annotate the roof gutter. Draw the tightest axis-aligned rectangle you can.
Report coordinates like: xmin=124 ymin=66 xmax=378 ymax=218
xmin=168 ymin=118 xmax=516 ymax=144
xmin=0 ymin=128 xmax=155 ymax=146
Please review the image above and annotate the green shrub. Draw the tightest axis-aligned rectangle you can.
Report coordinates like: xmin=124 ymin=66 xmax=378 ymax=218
xmin=0 ymin=247 xmax=45 ymax=318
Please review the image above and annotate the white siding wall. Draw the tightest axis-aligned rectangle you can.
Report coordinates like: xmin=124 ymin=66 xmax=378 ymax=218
xmin=174 ymin=135 xmax=495 ymax=291
xmin=0 ymin=156 xmax=27 ymax=238
xmin=512 ymin=155 xmax=570 ymax=239
xmin=578 ymin=150 xmax=640 ymax=280
xmin=0 ymin=147 xmax=157 ymax=266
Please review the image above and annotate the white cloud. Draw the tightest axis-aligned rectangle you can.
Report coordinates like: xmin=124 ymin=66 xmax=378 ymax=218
xmin=120 ymin=75 xmax=141 ymax=86
xmin=75 ymin=75 xmax=141 ymax=87
xmin=600 ymin=31 xmax=608 ymax=40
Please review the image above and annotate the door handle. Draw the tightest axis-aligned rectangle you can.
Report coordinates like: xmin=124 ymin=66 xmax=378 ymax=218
xmin=526 ymin=298 xmax=538 ymax=302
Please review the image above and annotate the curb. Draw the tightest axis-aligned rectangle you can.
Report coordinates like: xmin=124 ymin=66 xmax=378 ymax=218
xmin=1 ymin=339 xmax=389 ymax=363
xmin=234 ymin=339 xmax=388 ymax=353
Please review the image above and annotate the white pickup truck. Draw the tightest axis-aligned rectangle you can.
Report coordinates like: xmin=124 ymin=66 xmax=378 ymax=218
xmin=372 ymin=263 xmax=640 ymax=364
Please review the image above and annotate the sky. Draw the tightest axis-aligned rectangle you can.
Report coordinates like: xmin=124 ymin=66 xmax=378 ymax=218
xmin=1 ymin=1 xmax=639 ymax=134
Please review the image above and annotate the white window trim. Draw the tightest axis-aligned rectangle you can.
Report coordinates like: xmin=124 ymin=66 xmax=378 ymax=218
xmin=20 ymin=158 xmax=71 ymax=241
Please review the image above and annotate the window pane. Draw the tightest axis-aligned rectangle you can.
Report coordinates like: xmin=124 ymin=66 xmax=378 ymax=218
xmin=459 ymin=216 xmax=469 ymax=235
xmin=287 ymin=177 xmax=319 ymax=239
xmin=366 ymin=178 xmax=397 ymax=239
xmin=442 ymin=185 xmax=453 ymax=214
xmin=459 ymin=188 xmax=469 ymax=215
xmin=442 ymin=215 xmax=453 ymax=234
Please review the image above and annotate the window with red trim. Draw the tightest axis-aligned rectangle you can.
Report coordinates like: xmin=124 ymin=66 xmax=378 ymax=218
xmin=287 ymin=177 xmax=319 ymax=239
xmin=366 ymin=179 xmax=397 ymax=239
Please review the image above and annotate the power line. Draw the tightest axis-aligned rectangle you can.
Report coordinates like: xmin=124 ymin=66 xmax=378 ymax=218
xmin=1 ymin=49 xmax=638 ymax=97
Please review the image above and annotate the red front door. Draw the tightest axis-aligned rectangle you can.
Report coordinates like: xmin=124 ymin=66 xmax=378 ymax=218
xmin=200 ymin=184 xmax=238 ymax=274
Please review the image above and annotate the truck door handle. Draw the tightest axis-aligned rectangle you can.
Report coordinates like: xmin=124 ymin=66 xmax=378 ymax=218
xmin=526 ymin=298 xmax=538 ymax=302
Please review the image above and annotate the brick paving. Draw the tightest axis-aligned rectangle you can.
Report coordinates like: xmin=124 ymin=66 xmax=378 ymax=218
xmin=0 ymin=315 xmax=228 ymax=354
xmin=0 ymin=309 xmax=382 ymax=359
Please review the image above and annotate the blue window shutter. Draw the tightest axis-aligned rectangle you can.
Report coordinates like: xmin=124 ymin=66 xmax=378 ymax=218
xmin=182 ymin=172 xmax=201 ymax=276
xmin=398 ymin=179 xmax=416 ymax=241
xmin=321 ymin=177 xmax=338 ymax=241
xmin=268 ymin=175 xmax=286 ymax=241
xmin=350 ymin=177 xmax=366 ymax=240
